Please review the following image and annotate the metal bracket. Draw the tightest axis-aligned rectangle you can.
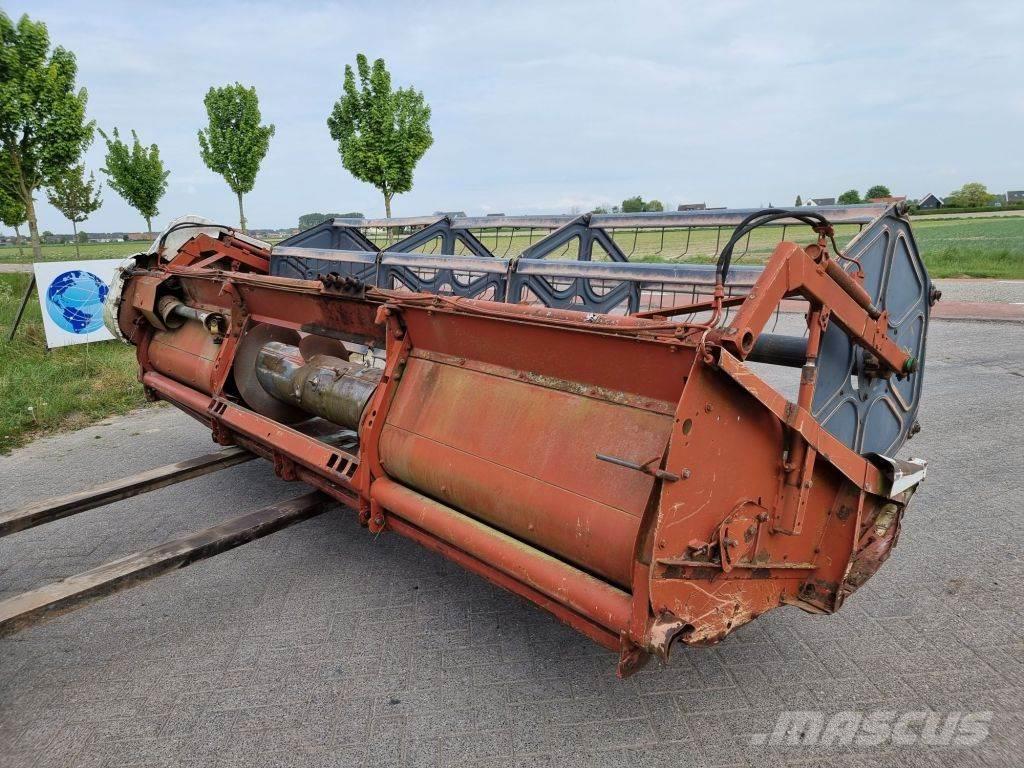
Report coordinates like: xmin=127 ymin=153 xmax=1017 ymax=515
xmin=595 ymin=453 xmax=680 ymax=482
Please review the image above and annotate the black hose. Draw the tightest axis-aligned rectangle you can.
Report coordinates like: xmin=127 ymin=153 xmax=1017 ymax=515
xmin=716 ymin=208 xmax=831 ymax=285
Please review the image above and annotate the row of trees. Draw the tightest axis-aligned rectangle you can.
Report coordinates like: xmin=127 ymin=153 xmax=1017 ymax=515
xmin=816 ymin=183 xmax=998 ymax=208
xmin=592 ymin=196 xmax=665 ymax=214
xmin=0 ymin=14 xmax=174 ymax=259
xmin=0 ymin=13 xmax=435 ymax=260
xmin=834 ymin=185 xmax=892 ymax=205
xmin=298 ymin=212 xmax=365 ymax=229
xmin=794 ymin=186 xmax=892 ymax=207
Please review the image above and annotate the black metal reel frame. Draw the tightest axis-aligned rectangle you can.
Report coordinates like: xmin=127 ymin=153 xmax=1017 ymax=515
xmin=267 ymin=204 xmax=930 ymax=457
xmin=272 ymin=206 xmax=882 ymax=311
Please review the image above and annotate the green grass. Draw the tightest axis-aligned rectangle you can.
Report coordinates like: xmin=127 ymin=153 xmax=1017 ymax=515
xmin=0 ymin=240 xmax=146 ymax=264
xmin=0 ymin=273 xmax=147 ymax=454
xmin=905 ymin=217 xmax=1024 ymax=278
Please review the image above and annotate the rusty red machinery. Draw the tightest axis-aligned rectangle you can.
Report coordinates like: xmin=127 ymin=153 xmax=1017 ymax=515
xmin=99 ymin=205 xmax=932 ymax=675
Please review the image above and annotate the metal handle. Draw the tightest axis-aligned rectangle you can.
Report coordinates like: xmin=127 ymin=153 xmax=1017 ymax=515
xmin=595 ymin=453 xmax=679 ymax=482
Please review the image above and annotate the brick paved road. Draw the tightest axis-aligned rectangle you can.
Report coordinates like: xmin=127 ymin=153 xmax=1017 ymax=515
xmin=1 ymin=319 xmax=1022 ymax=767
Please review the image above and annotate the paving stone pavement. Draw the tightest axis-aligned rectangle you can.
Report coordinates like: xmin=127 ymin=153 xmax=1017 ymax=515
xmin=1 ymin=319 xmax=1022 ymax=767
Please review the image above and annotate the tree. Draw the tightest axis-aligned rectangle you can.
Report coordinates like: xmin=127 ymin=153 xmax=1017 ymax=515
xmin=865 ymin=185 xmax=891 ymax=199
xmin=328 ymin=54 xmax=433 ymax=219
xmin=298 ymin=211 xmax=363 ymax=229
xmin=591 ymin=205 xmax=610 ymax=215
xmin=76 ymin=230 xmax=88 ymax=243
xmin=945 ymin=182 xmax=994 ymax=208
xmin=794 ymin=195 xmax=802 ymax=206
xmin=0 ymin=160 xmax=27 ymax=258
xmin=621 ymin=196 xmax=646 ymax=213
xmin=46 ymin=164 xmax=101 ymax=257
xmin=99 ymin=127 xmax=169 ymax=233
xmin=198 ymin=83 xmax=275 ymax=231
xmin=837 ymin=189 xmax=861 ymax=204
xmin=0 ymin=13 xmax=94 ymax=260
xmin=645 ymin=199 xmax=665 ymax=212
xmin=300 ymin=212 xmax=337 ymax=230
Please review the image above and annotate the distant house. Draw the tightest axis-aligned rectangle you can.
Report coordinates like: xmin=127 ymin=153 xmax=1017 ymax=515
xmin=433 ymin=210 xmax=467 ymax=218
xmin=249 ymin=229 xmax=297 ymax=240
xmin=485 ymin=212 xmax=505 ymax=217
xmin=1007 ymin=190 xmax=1024 ymax=204
xmin=804 ymin=197 xmax=835 ymax=206
xmin=677 ymin=203 xmax=706 ymax=211
xmin=126 ymin=232 xmax=155 ymax=241
xmin=87 ymin=232 xmax=129 ymax=243
xmin=990 ymin=193 xmax=1007 ymax=207
xmin=918 ymin=193 xmax=943 ymax=210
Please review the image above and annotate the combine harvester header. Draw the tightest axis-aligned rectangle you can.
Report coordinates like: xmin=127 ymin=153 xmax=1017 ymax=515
xmin=3 ymin=204 xmax=934 ymax=676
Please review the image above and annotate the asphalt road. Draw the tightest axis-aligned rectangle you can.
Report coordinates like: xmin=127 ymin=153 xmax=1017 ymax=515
xmin=1 ymin=318 xmax=1022 ymax=767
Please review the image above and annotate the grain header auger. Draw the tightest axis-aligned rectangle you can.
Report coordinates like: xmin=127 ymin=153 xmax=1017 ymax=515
xmin=102 ymin=204 xmax=933 ymax=676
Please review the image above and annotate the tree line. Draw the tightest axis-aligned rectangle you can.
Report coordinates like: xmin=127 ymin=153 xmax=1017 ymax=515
xmin=830 ymin=183 xmax=1000 ymax=208
xmin=592 ymin=196 xmax=665 ymax=214
xmin=0 ymin=13 xmax=434 ymax=260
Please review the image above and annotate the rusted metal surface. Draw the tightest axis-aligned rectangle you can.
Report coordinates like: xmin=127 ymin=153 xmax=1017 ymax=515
xmin=372 ymin=478 xmax=633 ymax=636
xmin=378 ymin=351 xmax=673 ymax=587
xmin=87 ymin=205 xmax=931 ymax=675
xmin=0 ymin=492 xmax=329 ymax=637
xmin=148 ymin=318 xmax=222 ymax=394
xmin=0 ymin=447 xmax=253 ymax=538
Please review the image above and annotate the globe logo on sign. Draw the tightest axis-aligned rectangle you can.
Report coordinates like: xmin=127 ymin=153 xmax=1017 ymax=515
xmin=45 ymin=270 xmax=110 ymax=334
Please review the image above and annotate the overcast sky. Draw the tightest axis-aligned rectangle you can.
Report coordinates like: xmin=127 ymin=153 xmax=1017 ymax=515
xmin=9 ymin=0 xmax=1024 ymax=233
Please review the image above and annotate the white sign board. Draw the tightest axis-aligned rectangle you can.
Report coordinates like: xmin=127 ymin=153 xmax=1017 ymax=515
xmin=33 ymin=259 xmax=125 ymax=348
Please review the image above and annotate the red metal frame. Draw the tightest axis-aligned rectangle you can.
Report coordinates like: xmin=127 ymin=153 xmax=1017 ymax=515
xmin=115 ymin=232 xmax=918 ymax=676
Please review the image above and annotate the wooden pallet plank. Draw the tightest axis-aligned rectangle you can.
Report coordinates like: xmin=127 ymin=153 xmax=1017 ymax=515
xmin=0 ymin=491 xmax=330 ymax=637
xmin=0 ymin=446 xmax=255 ymax=538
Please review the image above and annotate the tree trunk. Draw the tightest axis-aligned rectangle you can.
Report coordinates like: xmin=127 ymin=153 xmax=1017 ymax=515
xmin=145 ymin=215 xmax=152 ymax=234
xmin=24 ymin=194 xmax=42 ymax=262
xmin=14 ymin=224 xmax=23 ymax=259
xmin=72 ymin=221 xmax=80 ymax=258
xmin=384 ymin=191 xmax=392 ymax=219
xmin=236 ymin=191 xmax=247 ymax=232
xmin=9 ymin=152 xmax=42 ymax=261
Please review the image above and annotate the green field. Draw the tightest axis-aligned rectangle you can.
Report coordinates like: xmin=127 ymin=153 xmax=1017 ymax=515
xmin=2 ymin=215 xmax=1022 ymax=277
xmin=903 ymin=217 xmax=1024 ymax=278
xmin=0 ymin=240 xmax=146 ymax=264
xmin=0 ymin=273 xmax=146 ymax=454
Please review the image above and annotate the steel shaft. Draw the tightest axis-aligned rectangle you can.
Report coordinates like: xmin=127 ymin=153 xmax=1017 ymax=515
xmin=254 ymin=341 xmax=382 ymax=430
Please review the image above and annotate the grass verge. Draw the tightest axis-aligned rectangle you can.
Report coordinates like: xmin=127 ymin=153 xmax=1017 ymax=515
xmin=0 ymin=273 xmax=147 ymax=454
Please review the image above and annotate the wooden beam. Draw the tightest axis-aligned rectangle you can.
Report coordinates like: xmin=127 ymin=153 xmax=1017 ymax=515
xmin=0 ymin=446 xmax=255 ymax=538
xmin=0 ymin=491 xmax=330 ymax=637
